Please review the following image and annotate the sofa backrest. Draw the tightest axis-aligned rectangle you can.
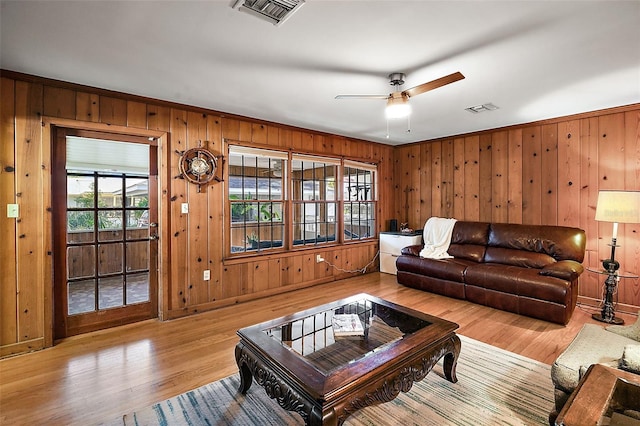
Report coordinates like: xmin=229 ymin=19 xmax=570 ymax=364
xmin=487 ymin=223 xmax=586 ymax=264
xmin=448 ymin=221 xmax=490 ymax=262
xmin=445 ymin=221 xmax=586 ymax=267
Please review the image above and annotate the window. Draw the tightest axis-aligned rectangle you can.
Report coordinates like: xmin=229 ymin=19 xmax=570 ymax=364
xmin=343 ymin=161 xmax=376 ymax=241
xmin=291 ymin=155 xmax=339 ymax=247
xmin=227 ymin=145 xmax=376 ymax=255
xmin=229 ymin=146 xmax=286 ymax=253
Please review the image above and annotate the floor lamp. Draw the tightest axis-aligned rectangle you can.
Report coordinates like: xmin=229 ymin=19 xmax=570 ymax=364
xmin=593 ymin=190 xmax=640 ymax=324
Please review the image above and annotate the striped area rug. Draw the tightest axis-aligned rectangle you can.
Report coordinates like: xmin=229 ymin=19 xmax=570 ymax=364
xmin=121 ymin=335 xmax=553 ymax=425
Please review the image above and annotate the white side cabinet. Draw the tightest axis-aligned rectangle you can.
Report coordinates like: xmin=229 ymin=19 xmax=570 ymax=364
xmin=380 ymin=232 xmax=422 ymax=274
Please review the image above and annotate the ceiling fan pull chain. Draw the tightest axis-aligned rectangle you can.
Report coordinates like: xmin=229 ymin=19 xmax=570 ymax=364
xmin=386 ymin=118 xmax=390 ymax=139
xmin=407 ymin=115 xmax=411 ymax=133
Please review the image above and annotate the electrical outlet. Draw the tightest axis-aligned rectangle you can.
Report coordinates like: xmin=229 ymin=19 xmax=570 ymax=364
xmin=316 ymin=254 xmax=325 ymax=263
xmin=203 ymin=269 xmax=210 ymax=281
xmin=181 ymin=203 xmax=189 ymax=214
xmin=7 ymin=204 xmax=19 ymax=218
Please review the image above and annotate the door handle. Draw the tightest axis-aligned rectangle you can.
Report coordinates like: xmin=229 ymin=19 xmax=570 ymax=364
xmin=149 ymin=234 xmax=159 ymax=241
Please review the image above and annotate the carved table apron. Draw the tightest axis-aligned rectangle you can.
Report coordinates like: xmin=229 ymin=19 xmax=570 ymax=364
xmin=235 ymin=333 xmax=460 ymax=425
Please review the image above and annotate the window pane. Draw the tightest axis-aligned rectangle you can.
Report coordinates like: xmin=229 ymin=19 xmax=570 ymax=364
xmin=228 ymin=147 xmax=286 ymax=253
xmin=98 ymin=211 xmax=123 ymax=241
xmin=126 ymin=241 xmax=148 ymax=272
xmin=125 ymin=178 xmax=148 ymax=207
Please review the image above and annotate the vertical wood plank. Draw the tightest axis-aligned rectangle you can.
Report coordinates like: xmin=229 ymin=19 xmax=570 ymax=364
xmin=441 ymin=140 xmax=454 ymax=217
xmin=464 ymin=136 xmax=480 ymax=221
xmin=507 ymin=129 xmax=523 ymax=223
xmin=453 ymin=138 xmax=465 ymax=219
xmin=43 ymin=86 xmax=75 ymax=119
xmin=541 ymin=124 xmax=558 ymax=225
xmin=419 ymin=142 xmax=432 ymax=223
xmin=15 ymin=80 xmax=44 ymax=342
xmin=1 ymin=78 xmax=18 ymax=346
xmin=557 ymin=121 xmax=581 ymax=227
xmin=169 ymin=109 xmax=189 ymax=311
xmin=186 ymin=112 xmax=209 ymax=305
xmin=126 ymin=101 xmax=147 ymax=128
xmin=147 ymin=105 xmax=171 ymax=132
xmin=75 ymin=92 xmax=99 ymax=122
xmin=622 ymin=111 xmax=640 ymax=305
xmin=522 ymin=126 xmax=542 ymax=225
xmin=580 ymin=117 xmax=600 ymax=297
xmin=478 ymin=134 xmax=493 ymax=222
xmin=491 ymin=131 xmax=509 ymax=223
xmin=99 ymin=96 xmax=127 ymax=126
xmin=431 ymin=141 xmax=442 ymax=218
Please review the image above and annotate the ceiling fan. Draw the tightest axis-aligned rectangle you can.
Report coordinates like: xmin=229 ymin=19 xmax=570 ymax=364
xmin=335 ymin=71 xmax=465 ymax=119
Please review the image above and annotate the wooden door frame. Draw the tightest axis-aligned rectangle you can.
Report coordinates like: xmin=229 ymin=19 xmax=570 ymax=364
xmin=42 ymin=118 xmax=169 ymax=346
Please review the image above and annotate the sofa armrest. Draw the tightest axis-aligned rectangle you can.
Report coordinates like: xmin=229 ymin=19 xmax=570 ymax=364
xmin=539 ymin=260 xmax=584 ymax=281
xmin=401 ymin=244 xmax=423 ymax=257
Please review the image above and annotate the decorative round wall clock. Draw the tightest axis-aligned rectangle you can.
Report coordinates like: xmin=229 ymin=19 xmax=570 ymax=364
xmin=178 ymin=144 xmax=221 ymax=192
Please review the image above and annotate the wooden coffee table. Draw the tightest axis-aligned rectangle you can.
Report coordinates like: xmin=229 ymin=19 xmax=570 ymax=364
xmin=235 ymin=293 xmax=460 ymax=425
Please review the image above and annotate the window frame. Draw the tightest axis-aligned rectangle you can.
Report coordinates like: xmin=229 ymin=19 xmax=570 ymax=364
xmin=225 ymin=144 xmax=378 ymax=258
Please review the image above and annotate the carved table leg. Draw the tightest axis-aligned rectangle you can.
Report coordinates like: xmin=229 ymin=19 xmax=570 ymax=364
xmin=235 ymin=343 xmax=253 ymax=394
xmin=443 ymin=334 xmax=461 ymax=383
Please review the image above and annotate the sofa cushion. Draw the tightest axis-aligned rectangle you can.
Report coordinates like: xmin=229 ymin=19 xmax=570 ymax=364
xmin=464 ymin=263 xmax=571 ymax=304
xmin=395 ymin=256 xmax=474 ymax=282
xmin=451 ymin=221 xmax=490 ymax=245
xmin=484 ymin=247 xmax=555 ymax=268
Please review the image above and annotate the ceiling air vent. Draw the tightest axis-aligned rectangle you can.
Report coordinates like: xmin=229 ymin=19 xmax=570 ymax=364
xmin=232 ymin=0 xmax=305 ymax=26
xmin=465 ymin=103 xmax=499 ymax=114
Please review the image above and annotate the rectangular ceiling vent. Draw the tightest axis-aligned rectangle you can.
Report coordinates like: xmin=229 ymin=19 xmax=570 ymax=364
xmin=232 ymin=0 xmax=305 ymax=26
xmin=465 ymin=103 xmax=499 ymax=114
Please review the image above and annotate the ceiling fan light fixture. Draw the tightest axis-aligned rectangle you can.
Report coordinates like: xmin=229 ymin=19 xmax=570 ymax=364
xmin=385 ymin=94 xmax=412 ymax=119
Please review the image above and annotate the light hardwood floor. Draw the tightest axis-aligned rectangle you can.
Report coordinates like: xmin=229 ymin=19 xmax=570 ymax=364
xmin=0 ymin=273 xmax=635 ymax=425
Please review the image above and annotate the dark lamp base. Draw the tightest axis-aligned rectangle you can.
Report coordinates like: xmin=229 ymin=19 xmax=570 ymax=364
xmin=592 ymin=313 xmax=624 ymax=325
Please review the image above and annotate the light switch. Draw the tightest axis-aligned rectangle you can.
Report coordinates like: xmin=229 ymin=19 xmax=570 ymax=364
xmin=203 ymin=270 xmax=210 ymax=281
xmin=7 ymin=204 xmax=19 ymax=218
xmin=181 ymin=203 xmax=189 ymax=214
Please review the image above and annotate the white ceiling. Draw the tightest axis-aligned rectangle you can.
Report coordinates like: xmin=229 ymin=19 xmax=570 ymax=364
xmin=1 ymin=1 xmax=639 ymax=146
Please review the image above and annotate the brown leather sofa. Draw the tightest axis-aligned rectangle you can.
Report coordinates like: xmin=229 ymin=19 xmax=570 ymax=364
xmin=396 ymin=221 xmax=587 ymax=325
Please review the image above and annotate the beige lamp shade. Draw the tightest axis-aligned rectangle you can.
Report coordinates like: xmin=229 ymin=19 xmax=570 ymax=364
xmin=595 ymin=191 xmax=640 ymax=224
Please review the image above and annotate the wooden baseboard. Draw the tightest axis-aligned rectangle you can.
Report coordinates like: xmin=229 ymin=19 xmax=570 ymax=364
xmin=0 ymin=338 xmax=45 ymax=359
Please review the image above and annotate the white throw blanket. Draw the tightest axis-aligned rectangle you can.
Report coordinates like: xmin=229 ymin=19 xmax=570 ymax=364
xmin=419 ymin=217 xmax=458 ymax=259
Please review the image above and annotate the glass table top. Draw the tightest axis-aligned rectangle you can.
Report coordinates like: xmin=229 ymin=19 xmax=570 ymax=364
xmin=262 ymin=297 xmax=432 ymax=374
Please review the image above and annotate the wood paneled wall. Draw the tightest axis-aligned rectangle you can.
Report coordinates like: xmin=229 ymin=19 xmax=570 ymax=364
xmin=0 ymin=73 xmax=394 ymax=357
xmin=393 ymin=106 xmax=640 ymax=311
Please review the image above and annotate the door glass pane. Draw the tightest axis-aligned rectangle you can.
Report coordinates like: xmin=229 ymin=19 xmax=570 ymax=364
xmin=125 ymin=178 xmax=148 ymax=207
xmin=68 ymin=279 xmax=96 ymax=315
xmin=67 ymin=175 xmax=94 ymax=208
xmin=98 ymin=243 xmax=123 ymax=275
xmin=126 ymin=241 xmax=148 ymax=272
xmin=99 ymin=276 xmax=123 ymax=309
xmin=97 ymin=177 xmax=123 ymax=207
xmin=67 ymin=211 xmax=94 ymax=243
xmin=98 ymin=211 xmax=123 ymax=241
xmin=126 ymin=210 xmax=148 ymax=240
xmin=67 ymin=246 xmax=95 ymax=279
xmin=127 ymin=272 xmax=149 ymax=304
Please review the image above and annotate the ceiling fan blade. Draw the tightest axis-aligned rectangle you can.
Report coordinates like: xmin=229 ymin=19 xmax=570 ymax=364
xmin=335 ymin=94 xmax=389 ymax=100
xmin=403 ymin=71 xmax=465 ymax=98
